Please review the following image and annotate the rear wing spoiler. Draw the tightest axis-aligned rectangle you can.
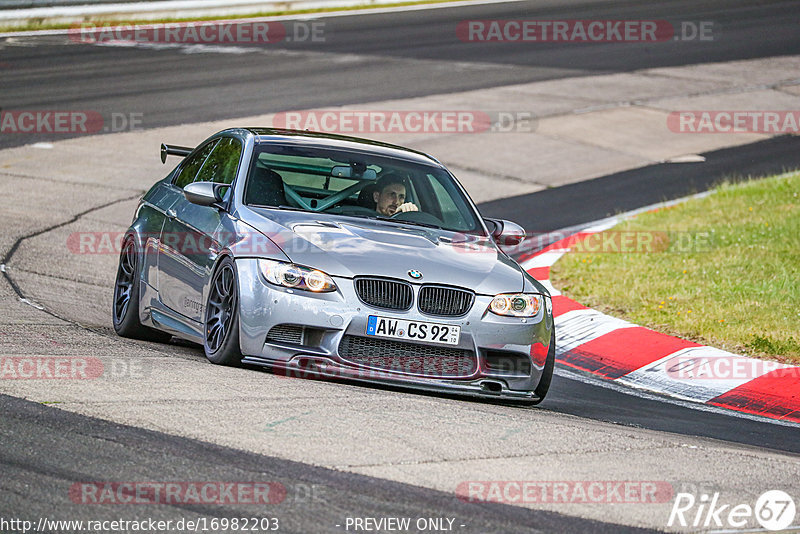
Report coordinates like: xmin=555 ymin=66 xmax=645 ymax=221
xmin=160 ymin=143 xmax=192 ymax=164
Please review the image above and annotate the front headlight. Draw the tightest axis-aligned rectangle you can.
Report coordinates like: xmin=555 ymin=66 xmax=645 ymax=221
xmin=488 ymin=293 xmax=543 ymax=317
xmin=258 ymin=259 xmax=337 ymax=293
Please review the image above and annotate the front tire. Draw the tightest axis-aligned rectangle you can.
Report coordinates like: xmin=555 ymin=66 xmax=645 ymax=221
xmin=511 ymin=328 xmax=555 ymax=407
xmin=112 ymin=237 xmax=172 ymax=343
xmin=203 ymin=257 xmax=242 ymax=366
xmin=530 ymin=328 xmax=556 ymax=404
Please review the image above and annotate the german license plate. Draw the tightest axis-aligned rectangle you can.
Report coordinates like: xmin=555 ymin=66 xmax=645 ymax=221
xmin=366 ymin=315 xmax=460 ymax=345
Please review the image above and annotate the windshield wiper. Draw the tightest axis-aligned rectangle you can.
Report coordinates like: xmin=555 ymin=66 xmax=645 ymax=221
xmin=311 ymin=211 xmax=444 ymax=230
xmin=249 ymin=204 xmax=303 ymax=212
xmin=368 ymin=216 xmax=442 ymax=230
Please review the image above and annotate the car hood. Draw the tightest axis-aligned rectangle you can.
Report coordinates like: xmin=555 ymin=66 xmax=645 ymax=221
xmin=243 ymin=208 xmax=524 ymax=295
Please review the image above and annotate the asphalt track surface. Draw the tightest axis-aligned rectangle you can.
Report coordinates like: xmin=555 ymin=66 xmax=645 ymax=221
xmin=2 ymin=0 xmax=800 ymax=149
xmin=2 ymin=0 xmax=800 ymax=531
xmin=480 ymin=135 xmax=800 ymax=232
xmin=1 ymin=394 xmax=653 ymax=533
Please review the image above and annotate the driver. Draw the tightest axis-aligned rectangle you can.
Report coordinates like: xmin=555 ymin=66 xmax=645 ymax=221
xmin=372 ymin=174 xmax=419 ymax=216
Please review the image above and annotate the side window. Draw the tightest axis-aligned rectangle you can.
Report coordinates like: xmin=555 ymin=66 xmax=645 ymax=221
xmin=428 ymin=174 xmax=468 ymax=229
xmin=195 ymin=137 xmax=243 ymax=185
xmin=174 ymin=140 xmax=218 ymax=189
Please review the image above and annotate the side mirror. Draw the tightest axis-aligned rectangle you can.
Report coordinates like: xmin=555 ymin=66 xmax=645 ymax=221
xmin=184 ymin=181 xmax=225 ymax=207
xmin=485 ymin=218 xmax=526 ymax=247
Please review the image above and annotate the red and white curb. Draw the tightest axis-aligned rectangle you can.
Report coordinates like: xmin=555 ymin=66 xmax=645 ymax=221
xmin=522 ymin=217 xmax=800 ymax=424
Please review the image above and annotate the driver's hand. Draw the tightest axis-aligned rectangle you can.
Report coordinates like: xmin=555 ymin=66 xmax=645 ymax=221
xmin=394 ymin=202 xmax=419 ymax=214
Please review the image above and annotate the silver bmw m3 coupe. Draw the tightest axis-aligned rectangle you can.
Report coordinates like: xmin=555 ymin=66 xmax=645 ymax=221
xmin=113 ymin=128 xmax=555 ymax=404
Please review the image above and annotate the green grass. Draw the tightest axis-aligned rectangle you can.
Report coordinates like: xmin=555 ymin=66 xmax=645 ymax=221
xmin=0 ymin=0 xmax=464 ymax=33
xmin=550 ymin=171 xmax=800 ymax=364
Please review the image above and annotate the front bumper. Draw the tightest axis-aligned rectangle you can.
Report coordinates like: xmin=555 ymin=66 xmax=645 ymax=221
xmin=235 ymin=258 xmax=553 ymax=400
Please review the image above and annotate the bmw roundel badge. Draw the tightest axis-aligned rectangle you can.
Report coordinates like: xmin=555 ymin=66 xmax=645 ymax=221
xmin=408 ymin=269 xmax=423 ymax=280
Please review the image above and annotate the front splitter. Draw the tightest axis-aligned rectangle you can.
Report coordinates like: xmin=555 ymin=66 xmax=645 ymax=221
xmin=241 ymin=354 xmax=541 ymax=405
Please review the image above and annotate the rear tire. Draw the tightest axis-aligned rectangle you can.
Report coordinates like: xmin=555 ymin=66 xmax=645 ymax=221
xmin=112 ymin=237 xmax=172 ymax=343
xmin=203 ymin=257 xmax=243 ymax=366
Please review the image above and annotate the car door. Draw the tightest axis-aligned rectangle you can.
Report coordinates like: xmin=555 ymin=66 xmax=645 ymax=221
xmin=138 ymin=179 xmax=183 ymax=297
xmin=157 ymin=137 xmax=242 ymax=321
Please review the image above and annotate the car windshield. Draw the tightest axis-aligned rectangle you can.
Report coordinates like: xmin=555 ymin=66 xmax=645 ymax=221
xmin=245 ymin=143 xmax=482 ymax=233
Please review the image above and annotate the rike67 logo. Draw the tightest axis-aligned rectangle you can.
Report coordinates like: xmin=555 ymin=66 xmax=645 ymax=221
xmin=668 ymin=490 xmax=796 ymax=531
